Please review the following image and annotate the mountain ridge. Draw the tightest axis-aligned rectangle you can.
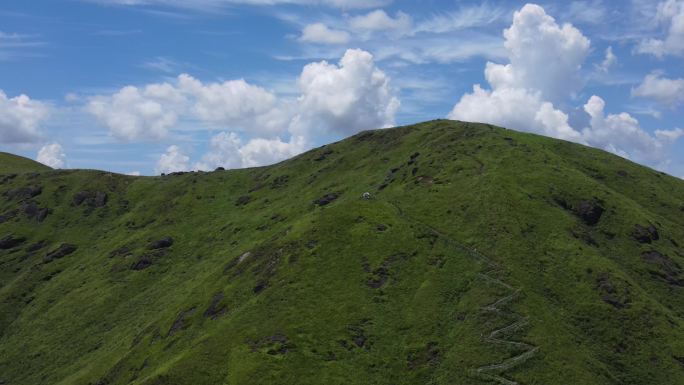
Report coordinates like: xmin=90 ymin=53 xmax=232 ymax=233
xmin=1 ymin=120 xmax=683 ymax=385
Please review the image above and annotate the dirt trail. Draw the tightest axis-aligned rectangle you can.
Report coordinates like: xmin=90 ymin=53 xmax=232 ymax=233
xmin=388 ymin=201 xmax=539 ymax=385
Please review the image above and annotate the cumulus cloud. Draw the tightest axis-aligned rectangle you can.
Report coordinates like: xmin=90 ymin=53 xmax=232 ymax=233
xmin=292 ymin=48 xmax=399 ymax=136
xmin=449 ymin=3 xmax=682 ymax=168
xmin=597 ymin=46 xmax=617 ymax=72
xmin=299 ymin=23 xmax=350 ymax=44
xmin=178 ymin=74 xmax=288 ymax=135
xmin=449 ymin=85 xmax=582 ymax=142
xmin=155 ymin=145 xmax=190 ymax=174
xmin=87 ymin=83 xmax=184 ymax=141
xmin=484 ymin=3 xmax=590 ymax=103
xmin=88 ymin=74 xmax=287 ymax=140
xmin=36 ymin=143 xmax=66 ymax=168
xmin=582 ymin=95 xmax=682 ymax=163
xmin=632 ymin=72 xmax=684 ymax=107
xmin=0 ymin=90 xmax=49 ymax=144
xmin=89 ymin=48 xmax=398 ymax=172
xmin=349 ymin=10 xmax=412 ymax=35
xmin=449 ymin=4 xmax=588 ymax=139
xmin=194 ymin=132 xmax=306 ymax=171
xmin=636 ymin=0 xmax=684 ymax=57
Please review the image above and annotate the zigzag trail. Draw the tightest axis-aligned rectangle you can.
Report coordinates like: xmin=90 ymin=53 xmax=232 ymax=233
xmin=388 ymin=201 xmax=539 ymax=385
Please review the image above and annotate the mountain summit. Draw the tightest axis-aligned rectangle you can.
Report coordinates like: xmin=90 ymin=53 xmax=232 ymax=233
xmin=1 ymin=120 xmax=683 ymax=385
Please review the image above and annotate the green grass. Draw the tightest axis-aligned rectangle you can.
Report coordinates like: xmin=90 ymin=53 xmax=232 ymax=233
xmin=1 ymin=120 xmax=683 ymax=385
xmin=0 ymin=151 xmax=50 ymax=173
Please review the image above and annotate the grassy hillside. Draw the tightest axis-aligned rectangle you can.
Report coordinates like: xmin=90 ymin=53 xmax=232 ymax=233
xmin=1 ymin=120 xmax=683 ymax=385
xmin=0 ymin=152 xmax=50 ymax=174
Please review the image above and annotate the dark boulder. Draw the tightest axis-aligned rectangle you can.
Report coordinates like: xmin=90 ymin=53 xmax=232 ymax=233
xmin=574 ymin=200 xmax=605 ymax=226
xmin=21 ymin=201 xmax=49 ymax=222
xmin=44 ymin=243 xmax=77 ymax=263
xmin=0 ymin=235 xmax=27 ymax=249
xmin=168 ymin=307 xmax=197 ymax=336
xmin=631 ymin=224 xmax=659 ymax=243
xmin=0 ymin=210 xmax=18 ymax=224
xmin=0 ymin=173 xmax=17 ymax=184
xmin=314 ymin=193 xmax=339 ymax=206
xmin=203 ymin=292 xmax=228 ymax=319
xmin=72 ymin=191 xmax=108 ymax=208
xmin=5 ymin=185 xmax=42 ymax=201
xmin=148 ymin=237 xmax=173 ymax=250
xmin=642 ymin=250 xmax=683 ymax=286
xmin=131 ymin=255 xmax=153 ymax=270
xmin=235 ymin=195 xmax=252 ymax=206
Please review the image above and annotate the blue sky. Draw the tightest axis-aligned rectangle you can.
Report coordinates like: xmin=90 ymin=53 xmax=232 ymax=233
xmin=1 ymin=0 xmax=683 ymax=176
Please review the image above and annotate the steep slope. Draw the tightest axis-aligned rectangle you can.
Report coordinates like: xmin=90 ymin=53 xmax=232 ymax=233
xmin=1 ymin=120 xmax=683 ymax=385
xmin=0 ymin=152 xmax=51 ymax=174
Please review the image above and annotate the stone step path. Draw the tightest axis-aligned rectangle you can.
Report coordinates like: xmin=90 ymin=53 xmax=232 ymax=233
xmin=388 ymin=201 xmax=539 ymax=385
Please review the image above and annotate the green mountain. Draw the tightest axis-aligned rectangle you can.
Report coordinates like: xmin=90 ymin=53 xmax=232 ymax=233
xmin=0 ymin=152 xmax=51 ymax=174
xmin=1 ymin=120 xmax=683 ymax=385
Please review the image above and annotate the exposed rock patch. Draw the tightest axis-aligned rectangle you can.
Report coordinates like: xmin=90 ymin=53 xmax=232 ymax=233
xmin=72 ymin=191 xmax=108 ymax=208
xmin=407 ymin=342 xmax=440 ymax=370
xmin=203 ymin=292 xmax=227 ymax=319
xmin=5 ymin=185 xmax=42 ymax=201
xmin=250 ymin=334 xmax=294 ymax=355
xmin=314 ymin=193 xmax=339 ymax=206
xmin=596 ymin=274 xmax=630 ymax=309
xmin=631 ymin=224 xmax=659 ymax=244
xmin=21 ymin=201 xmax=49 ymax=222
xmin=148 ymin=237 xmax=173 ymax=250
xmin=44 ymin=243 xmax=77 ymax=263
xmin=0 ymin=210 xmax=17 ymax=223
xmin=0 ymin=235 xmax=27 ymax=249
xmin=235 ymin=195 xmax=252 ymax=206
xmin=167 ymin=307 xmax=197 ymax=336
xmin=575 ymin=200 xmax=605 ymax=225
xmin=642 ymin=250 xmax=683 ymax=286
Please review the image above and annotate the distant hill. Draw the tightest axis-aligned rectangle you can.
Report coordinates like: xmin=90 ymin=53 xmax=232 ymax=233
xmin=0 ymin=151 xmax=51 ymax=173
xmin=0 ymin=120 xmax=682 ymax=385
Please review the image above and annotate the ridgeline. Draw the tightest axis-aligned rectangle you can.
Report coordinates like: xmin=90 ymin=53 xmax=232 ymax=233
xmin=1 ymin=120 xmax=683 ymax=385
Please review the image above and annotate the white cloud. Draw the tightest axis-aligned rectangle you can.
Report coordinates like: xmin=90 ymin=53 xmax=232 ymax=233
xmin=485 ymin=3 xmax=590 ymax=103
xmin=291 ymin=48 xmax=399 ymax=136
xmin=194 ymin=132 xmax=306 ymax=170
xmin=87 ymin=83 xmax=184 ymax=141
xmin=240 ymin=135 xmax=306 ymax=167
xmin=632 ymin=72 xmax=684 ymax=107
xmin=448 ymin=3 xmax=682 ymax=168
xmin=0 ymin=30 xmax=45 ymax=60
xmin=178 ymin=74 xmax=288 ymax=136
xmin=349 ymin=10 xmax=412 ymax=35
xmin=449 ymin=3 xmax=588 ymax=140
xmin=0 ymin=89 xmax=50 ymax=144
xmin=88 ymin=0 xmax=391 ymax=10
xmin=449 ymin=84 xmax=582 ymax=142
xmin=88 ymin=49 xmax=398 ymax=171
xmin=566 ymin=0 xmax=607 ymax=25
xmin=582 ymin=95 xmax=681 ymax=163
xmin=413 ymin=3 xmax=505 ymax=34
xmin=155 ymin=145 xmax=190 ymax=174
xmin=636 ymin=0 xmax=684 ymax=57
xmin=36 ymin=143 xmax=66 ymax=168
xmin=126 ymin=171 xmax=141 ymax=176
xmin=88 ymin=74 xmax=288 ymax=140
xmin=597 ymin=46 xmax=617 ymax=72
xmin=299 ymin=23 xmax=350 ymax=44
xmin=142 ymin=56 xmax=180 ymax=73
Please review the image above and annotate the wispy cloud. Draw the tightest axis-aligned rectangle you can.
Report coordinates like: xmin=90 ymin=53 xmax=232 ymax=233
xmin=0 ymin=31 xmax=46 ymax=61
